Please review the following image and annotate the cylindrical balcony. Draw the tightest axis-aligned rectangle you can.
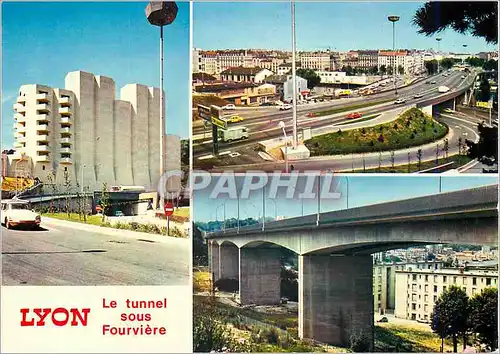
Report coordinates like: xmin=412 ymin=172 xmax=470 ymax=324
xmin=60 ymin=117 xmax=72 ymax=125
xmin=60 ymin=137 xmax=72 ymax=144
xmin=59 ymin=107 xmax=72 ymax=116
xmin=59 ymin=97 xmax=71 ymax=106
xmin=36 ymin=103 xmax=50 ymax=113
xmin=37 ymin=134 xmax=49 ymax=142
xmin=60 ymin=157 xmax=72 ymax=164
xmin=36 ymin=114 xmax=50 ymax=124
xmin=36 ymin=124 xmax=50 ymax=133
xmin=36 ymin=93 xmax=50 ymax=103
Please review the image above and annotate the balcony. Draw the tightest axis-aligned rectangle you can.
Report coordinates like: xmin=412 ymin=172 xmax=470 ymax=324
xmin=13 ymin=103 xmax=26 ymax=113
xmin=60 ymin=117 xmax=72 ymax=125
xmin=16 ymin=96 xmax=26 ymax=103
xmin=35 ymin=155 xmax=50 ymax=162
xmin=59 ymin=107 xmax=72 ymax=116
xmin=37 ymin=145 xmax=50 ymax=152
xmin=14 ymin=113 xmax=26 ymax=122
xmin=36 ymin=114 xmax=50 ymax=124
xmin=59 ymin=96 xmax=71 ymax=106
xmin=60 ymin=127 xmax=71 ymax=135
xmin=36 ymin=124 xmax=50 ymax=133
xmin=37 ymin=135 xmax=49 ymax=142
xmin=16 ymin=136 xmax=27 ymax=143
xmin=60 ymin=137 xmax=72 ymax=144
xmin=13 ymin=142 xmax=24 ymax=149
xmin=36 ymin=103 xmax=50 ymax=113
xmin=15 ymin=124 xmax=26 ymax=133
xmin=60 ymin=147 xmax=72 ymax=154
xmin=36 ymin=93 xmax=50 ymax=103
xmin=60 ymin=157 xmax=72 ymax=164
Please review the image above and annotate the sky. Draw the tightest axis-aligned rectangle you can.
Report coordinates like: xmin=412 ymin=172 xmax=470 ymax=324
xmin=194 ymin=2 xmax=497 ymax=53
xmin=193 ymin=175 xmax=498 ymax=222
xmin=1 ymin=1 xmax=190 ymax=150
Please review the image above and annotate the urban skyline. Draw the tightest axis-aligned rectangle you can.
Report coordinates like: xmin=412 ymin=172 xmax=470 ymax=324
xmin=193 ymin=2 xmax=496 ymax=53
xmin=2 ymin=1 xmax=190 ymax=151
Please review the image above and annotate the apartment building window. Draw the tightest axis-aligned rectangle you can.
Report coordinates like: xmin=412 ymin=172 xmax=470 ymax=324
xmin=64 ymin=167 xmax=68 ymax=172
xmin=411 ymin=313 xmax=416 ymax=320
xmin=434 ymin=295 xmax=437 ymax=301
xmin=424 ymin=304 xmax=428 ymax=312
xmin=425 ymin=284 xmax=429 ymax=292
xmin=463 ymin=277 xmax=467 ymax=285
xmin=434 ymin=275 xmax=437 ymax=282
xmin=378 ymin=294 xmax=381 ymax=301
xmin=473 ymin=277 xmax=477 ymax=285
xmin=443 ymin=276 xmax=447 ymax=282
xmin=472 ymin=288 xmax=476 ymax=295
xmin=412 ymin=303 xmax=416 ymax=310
xmin=412 ymin=294 xmax=417 ymax=301
xmin=434 ymin=285 xmax=438 ymax=293
xmin=486 ymin=278 xmax=491 ymax=286
xmin=425 ymin=295 xmax=429 ymax=302
xmin=425 ymin=275 xmax=429 ymax=281
xmin=42 ymin=165 xmax=45 ymax=171
xmin=412 ymin=274 xmax=417 ymax=281
xmin=453 ymin=277 xmax=457 ymax=284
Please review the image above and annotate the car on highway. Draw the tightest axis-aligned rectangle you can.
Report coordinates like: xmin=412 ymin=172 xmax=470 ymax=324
xmin=279 ymin=103 xmax=292 ymax=111
xmin=260 ymin=102 xmax=275 ymax=106
xmin=226 ymin=115 xmax=244 ymax=123
xmin=443 ymin=108 xmax=456 ymax=114
xmin=222 ymin=104 xmax=236 ymax=110
xmin=394 ymin=98 xmax=406 ymax=104
xmin=425 ymin=80 xmax=431 ymax=84
xmin=1 ymin=199 xmax=41 ymax=230
xmin=413 ymin=93 xmax=424 ymax=99
xmin=346 ymin=112 xmax=362 ymax=119
xmin=461 ymin=75 xmax=467 ymax=79
xmin=430 ymin=80 xmax=437 ymax=84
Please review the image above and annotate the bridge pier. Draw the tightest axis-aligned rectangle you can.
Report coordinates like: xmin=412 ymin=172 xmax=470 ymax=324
xmin=239 ymin=248 xmax=281 ymax=305
xmin=299 ymin=254 xmax=374 ymax=351
xmin=220 ymin=243 xmax=239 ymax=280
xmin=208 ymin=241 xmax=220 ymax=282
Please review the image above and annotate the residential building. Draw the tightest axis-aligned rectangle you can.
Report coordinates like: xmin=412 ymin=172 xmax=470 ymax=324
xmin=264 ymin=74 xmax=308 ymax=102
xmin=298 ymin=51 xmax=331 ymax=70
xmin=342 ymin=50 xmax=360 ymax=69
xmin=192 ymin=48 xmax=201 ymax=74
xmin=277 ymin=62 xmax=301 ymax=75
xmin=373 ymin=261 xmax=445 ymax=315
xmin=7 ymin=70 xmax=180 ymax=192
xmin=194 ymin=82 xmax=278 ymax=106
xmin=394 ymin=266 xmax=498 ymax=322
xmin=220 ymin=67 xmax=274 ymax=83
xmin=358 ymin=50 xmax=379 ymax=71
xmin=216 ymin=49 xmax=254 ymax=73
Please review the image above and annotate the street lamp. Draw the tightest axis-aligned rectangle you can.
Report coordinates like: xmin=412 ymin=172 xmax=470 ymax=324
xmin=279 ymin=121 xmax=289 ymax=173
xmin=388 ymin=15 xmax=400 ymax=95
xmin=145 ymin=1 xmax=178 ymax=210
xmin=291 ymin=0 xmax=298 ymax=149
xmin=462 ymin=44 xmax=468 ymax=64
xmin=436 ymin=37 xmax=442 ymax=73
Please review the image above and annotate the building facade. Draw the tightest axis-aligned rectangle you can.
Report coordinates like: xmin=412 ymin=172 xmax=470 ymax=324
xmin=8 ymin=70 xmax=180 ymax=192
xmin=220 ymin=67 xmax=274 ymax=83
xmin=358 ymin=50 xmax=379 ymax=71
xmin=394 ymin=266 xmax=498 ymax=323
xmin=298 ymin=51 xmax=331 ymax=71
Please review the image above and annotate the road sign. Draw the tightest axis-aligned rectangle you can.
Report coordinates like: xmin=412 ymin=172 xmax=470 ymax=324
xmin=476 ymin=101 xmax=493 ymax=109
xmin=211 ymin=116 xmax=227 ymax=129
xmin=198 ymin=104 xmax=211 ymax=121
xmin=164 ymin=201 xmax=174 ymax=217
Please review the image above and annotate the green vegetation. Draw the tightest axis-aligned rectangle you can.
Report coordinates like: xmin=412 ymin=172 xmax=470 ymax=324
xmin=296 ymin=68 xmax=321 ymax=89
xmin=309 ymin=98 xmax=394 ymax=118
xmin=375 ymin=324 xmax=453 ymax=352
xmin=41 ymin=212 xmax=187 ymax=238
xmin=305 ymin=107 xmax=448 ymax=156
xmin=466 ymin=123 xmax=498 ymax=173
xmin=348 ymin=155 xmax=472 ymax=173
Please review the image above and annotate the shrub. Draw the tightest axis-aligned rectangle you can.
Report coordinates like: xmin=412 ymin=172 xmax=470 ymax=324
xmin=262 ymin=328 xmax=280 ymax=344
xmin=349 ymin=331 xmax=371 ymax=352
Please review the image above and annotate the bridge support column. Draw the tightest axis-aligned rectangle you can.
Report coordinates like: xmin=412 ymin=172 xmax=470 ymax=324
xmin=220 ymin=243 xmax=239 ymax=280
xmin=208 ymin=241 xmax=220 ymax=282
xmin=453 ymin=98 xmax=456 ymax=111
xmin=299 ymin=254 xmax=374 ymax=350
xmin=239 ymin=248 xmax=281 ymax=305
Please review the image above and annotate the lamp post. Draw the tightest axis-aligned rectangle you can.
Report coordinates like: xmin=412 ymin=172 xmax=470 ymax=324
xmin=462 ymin=44 xmax=468 ymax=64
xmin=80 ymin=164 xmax=86 ymax=194
xmin=145 ymin=1 xmax=178 ymax=210
xmin=279 ymin=121 xmax=289 ymax=173
xmin=388 ymin=15 xmax=400 ymax=95
xmin=291 ymin=0 xmax=298 ymax=149
xmin=436 ymin=37 xmax=442 ymax=73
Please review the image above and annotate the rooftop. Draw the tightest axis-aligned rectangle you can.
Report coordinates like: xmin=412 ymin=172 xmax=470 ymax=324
xmin=220 ymin=66 xmax=267 ymax=75
xmin=195 ymin=82 xmax=257 ymax=93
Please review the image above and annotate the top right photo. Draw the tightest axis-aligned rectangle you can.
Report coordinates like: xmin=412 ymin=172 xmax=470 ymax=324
xmin=192 ymin=1 xmax=498 ymax=174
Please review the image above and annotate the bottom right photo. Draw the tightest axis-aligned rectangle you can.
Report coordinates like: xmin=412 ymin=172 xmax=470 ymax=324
xmin=192 ymin=174 xmax=498 ymax=353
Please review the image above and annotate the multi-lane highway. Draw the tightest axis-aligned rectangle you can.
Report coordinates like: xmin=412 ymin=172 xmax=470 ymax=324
xmin=194 ymin=70 xmax=478 ymax=170
xmin=2 ymin=219 xmax=190 ymax=285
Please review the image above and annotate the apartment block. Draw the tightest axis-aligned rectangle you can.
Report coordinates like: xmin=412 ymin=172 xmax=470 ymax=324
xmin=394 ymin=266 xmax=498 ymax=323
xmin=298 ymin=51 xmax=331 ymax=71
xmin=8 ymin=70 xmax=179 ymax=192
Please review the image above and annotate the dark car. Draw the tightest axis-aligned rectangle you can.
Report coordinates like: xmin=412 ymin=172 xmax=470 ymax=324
xmin=378 ymin=317 xmax=389 ymax=323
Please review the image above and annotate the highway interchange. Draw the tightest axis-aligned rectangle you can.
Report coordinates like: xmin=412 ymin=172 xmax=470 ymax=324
xmin=193 ymin=70 xmax=488 ymax=172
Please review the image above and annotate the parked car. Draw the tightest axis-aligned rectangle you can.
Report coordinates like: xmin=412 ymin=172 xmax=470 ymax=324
xmin=394 ymin=98 xmax=406 ymax=104
xmin=260 ymin=102 xmax=275 ymax=106
xmin=378 ymin=317 xmax=389 ymax=323
xmin=443 ymin=108 xmax=455 ymax=114
xmin=347 ymin=112 xmax=362 ymax=119
xmin=413 ymin=93 xmax=424 ymax=99
xmin=115 ymin=210 xmax=125 ymax=217
xmin=1 ymin=199 xmax=41 ymax=230
xmin=226 ymin=115 xmax=244 ymax=123
xmin=279 ymin=104 xmax=292 ymax=111
xmin=222 ymin=104 xmax=236 ymax=110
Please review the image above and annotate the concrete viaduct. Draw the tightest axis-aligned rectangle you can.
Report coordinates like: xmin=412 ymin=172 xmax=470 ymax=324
xmin=205 ymin=184 xmax=498 ymax=350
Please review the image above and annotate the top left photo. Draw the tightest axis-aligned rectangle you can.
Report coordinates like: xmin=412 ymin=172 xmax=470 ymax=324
xmin=1 ymin=1 xmax=191 ymax=286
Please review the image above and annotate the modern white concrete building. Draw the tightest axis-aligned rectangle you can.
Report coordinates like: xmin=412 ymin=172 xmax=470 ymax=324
xmin=394 ymin=266 xmax=498 ymax=322
xmin=8 ymin=70 xmax=180 ymax=192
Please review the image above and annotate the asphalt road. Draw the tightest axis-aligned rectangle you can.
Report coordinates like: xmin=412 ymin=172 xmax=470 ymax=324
xmin=1 ymin=222 xmax=189 ymax=286
xmin=194 ymin=70 xmax=473 ymax=165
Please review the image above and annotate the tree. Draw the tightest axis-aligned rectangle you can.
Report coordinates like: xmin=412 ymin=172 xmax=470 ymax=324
xmin=296 ymin=68 xmax=321 ymax=89
xmin=431 ymin=285 xmax=469 ymax=353
xmin=390 ymin=151 xmax=395 ymax=171
xmin=425 ymin=60 xmax=439 ymax=75
xmin=477 ymin=77 xmax=491 ymax=102
xmin=407 ymin=152 xmax=411 ymax=173
xmin=63 ymin=170 xmax=72 ymax=218
xmin=378 ymin=152 xmax=382 ymax=172
xmin=441 ymin=58 xmax=457 ymax=70
xmin=443 ymin=138 xmax=449 ymax=158
xmin=417 ymin=149 xmax=423 ymax=171
xmin=483 ymin=59 xmax=497 ymax=71
xmin=457 ymin=137 xmax=463 ymax=155
xmin=100 ymin=182 xmax=110 ymax=222
xmin=193 ymin=297 xmax=234 ymax=352
xmin=413 ymin=2 xmax=498 ymax=44
xmin=379 ymin=65 xmax=387 ymax=75
xmin=193 ymin=223 xmax=208 ymax=267
xmin=466 ymin=57 xmax=486 ymax=67
xmin=468 ymin=287 xmax=498 ymax=351
xmin=466 ymin=123 xmax=498 ymax=172
xmin=398 ymin=65 xmax=404 ymax=75
xmin=369 ymin=66 xmax=379 ymax=75
xmin=342 ymin=65 xmax=354 ymax=76
xmin=46 ymin=171 xmax=57 ymax=213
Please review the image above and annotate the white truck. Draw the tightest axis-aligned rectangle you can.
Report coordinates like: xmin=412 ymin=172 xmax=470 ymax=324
xmin=438 ymin=86 xmax=450 ymax=93
xmin=219 ymin=126 xmax=249 ymax=142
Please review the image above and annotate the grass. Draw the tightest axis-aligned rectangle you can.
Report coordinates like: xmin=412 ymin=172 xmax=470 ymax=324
xmin=336 ymin=114 xmax=381 ymax=126
xmin=375 ymin=324 xmax=453 ymax=352
xmin=173 ymin=207 xmax=190 ymax=218
xmin=42 ymin=212 xmax=104 ymax=226
xmin=305 ymin=107 xmax=448 ymax=156
xmin=348 ymin=154 xmax=473 ymax=173
xmin=310 ymin=98 xmax=394 ymax=117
